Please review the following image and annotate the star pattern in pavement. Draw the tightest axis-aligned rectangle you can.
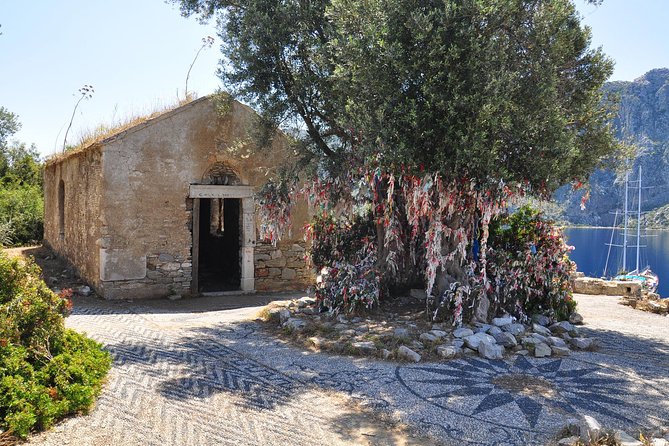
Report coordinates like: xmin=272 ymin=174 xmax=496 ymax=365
xmin=397 ymin=356 xmax=635 ymax=429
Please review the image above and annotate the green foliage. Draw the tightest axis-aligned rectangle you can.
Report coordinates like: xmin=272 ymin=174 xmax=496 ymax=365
xmin=0 ymin=220 xmax=13 ymax=246
xmin=0 ymin=107 xmax=20 ymax=147
xmin=489 ymin=206 xmax=544 ymax=253
xmin=175 ymin=0 xmax=619 ymax=321
xmin=0 ymin=142 xmax=43 ymax=188
xmin=175 ymin=0 xmax=621 ymax=194
xmin=0 ymin=185 xmax=43 ymax=246
xmin=487 ymin=205 xmax=577 ymax=320
xmin=0 ymin=107 xmax=44 ymax=247
xmin=0 ymin=252 xmax=111 ymax=438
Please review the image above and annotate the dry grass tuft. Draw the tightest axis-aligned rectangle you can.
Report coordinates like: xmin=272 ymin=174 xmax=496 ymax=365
xmin=0 ymin=431 xmax=18 ymax=446
xmin=46 ymin=94 xmax=197 ymax=166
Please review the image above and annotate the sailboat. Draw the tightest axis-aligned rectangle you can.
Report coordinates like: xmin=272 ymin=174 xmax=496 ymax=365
xmin=604 ymin=165 xmax=659 ymax=293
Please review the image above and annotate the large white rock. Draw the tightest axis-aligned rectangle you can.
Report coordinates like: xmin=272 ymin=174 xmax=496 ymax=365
xmin=464 ymin=332 xmax=496 ymax=350
xmin=419 ymin=332 xmax=439 ymax=343
xmin=571 ymin=337 xmax=594 ymax=350
xmin=551 ymin=346 xmax=571 ymax=356
xmin=569 ymin=312 xmax=584 ymax=325
xmin=578 ymin=415 xmax=602 ymax=444
xmin=297 ymin=296 xmax=317 ymax=308
xmin=521 ymin=337 xmax=541 ymax=347
xmin=352 ymin=341 xmax=377 ymax=355
xmin=437 ymin=345 xmax=459 ymax=359
xmin=503 ymin=323 xmax=526 ymax=336
xmin=284 ymin=318 xmax=306 ymax=331
xmin=550 ymin=321 xmax=575 ymax=334
xmin=532 ymin=323 xmax=552 ymax=337
xmin=547 ymin=336 xmax=567 ymax=347
xmin=579 ymin=415 xmax=602 ymax=443
xmin=532 ymin=314 xmax=551 ymax=326
xmin=493 ymin=331 xmax=518 ymax=348
xmin=492 ymin=316 xmax=514 ymax=327
xmin=453 ymin=327 xmax=474 ymax=338
xmin=478 ymin=341 xmax=504 ymax=360
xmin=397 ymin=346 xmax=421 ymax=362
xmin=534 ymin=342 xmax=552 ymax=358
xmin=429 ymin=329 xmax=448 ymax=339
xmin=530 ymin=333 xmax=549 ymax=344
xmin=278 ymin=309 xmax=291 ymax=324
xmin=613 ymin=430 xmax=643 ymax=446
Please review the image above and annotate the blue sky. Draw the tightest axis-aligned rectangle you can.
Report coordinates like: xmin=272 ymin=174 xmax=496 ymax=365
xmin=1 ymin=0 xmax=668 ymax=157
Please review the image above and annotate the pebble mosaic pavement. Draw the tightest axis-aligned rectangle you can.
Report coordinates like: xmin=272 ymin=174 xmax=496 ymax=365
xmin=28 ymin=293 xmax=669 ymax=446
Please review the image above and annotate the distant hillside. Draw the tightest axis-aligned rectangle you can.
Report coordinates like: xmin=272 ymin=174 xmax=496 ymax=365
xmin=555 ymin=68 xmax=669 ymax=227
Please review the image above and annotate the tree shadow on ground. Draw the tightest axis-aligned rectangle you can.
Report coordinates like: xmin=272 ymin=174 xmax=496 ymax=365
xmin=11 ymin=247 xmax=668 ymax=443
xmin=97 ymin=321 xmax=437 ymax=445
xmin=93 ymin=309 xmax=669 ymax=446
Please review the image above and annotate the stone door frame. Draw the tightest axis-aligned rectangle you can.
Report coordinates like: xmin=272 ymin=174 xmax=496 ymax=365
xmin=189 ymin=185 xmax=255 ymax=294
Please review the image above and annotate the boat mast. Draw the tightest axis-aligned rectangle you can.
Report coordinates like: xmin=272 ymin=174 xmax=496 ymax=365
xmin=604 ymin=209 xmax=619 ymax=277
xmin=635 ymin=165 xmax=642 ymax=273
xmin=623 ymin=171 xmax=629 ymax=272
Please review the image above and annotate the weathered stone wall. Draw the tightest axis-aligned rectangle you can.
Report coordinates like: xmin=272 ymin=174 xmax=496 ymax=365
xmin=255 ymin=241 xmax=313 ymax=291
xmin=100 ymin=252 xmax=194 ymax=300
xmin=45 ymin=96 xmax=309 ymax=299
xmin=43 ymin=147 xmax=103 ymax=290
xmin=573 ymin=277 xmax=641 ymax=297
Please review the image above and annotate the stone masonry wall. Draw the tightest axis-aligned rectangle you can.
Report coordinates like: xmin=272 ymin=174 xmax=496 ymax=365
xmin=100 ymin=251 xmax=193 ymax=299
xmin=255 ymin=241 xmax=313 ymax=291
xmin=43 ymin=147 xmax=103 ymax=290
xmin=45 ymin=97 xmax=304 ymax=299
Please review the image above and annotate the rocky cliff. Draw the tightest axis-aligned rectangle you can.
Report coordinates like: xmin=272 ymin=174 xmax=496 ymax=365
xmin=555 ymin=68 xmax=669 ymax=227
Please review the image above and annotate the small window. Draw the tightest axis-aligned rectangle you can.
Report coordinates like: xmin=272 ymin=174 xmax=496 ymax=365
xmin=58 ymin=179 xmax=65 ymax=238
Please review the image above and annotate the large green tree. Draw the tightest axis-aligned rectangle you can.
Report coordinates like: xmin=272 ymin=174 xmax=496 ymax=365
xmin=175 ymin=0 xmax=617 ymax=191
xmin=175 ymin=0 xmax=621 ymax=320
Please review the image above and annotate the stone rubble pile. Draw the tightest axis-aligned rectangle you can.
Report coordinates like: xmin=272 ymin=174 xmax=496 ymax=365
xmin=556 ymin=415 xmax=669 ymax=446
xmin=263 ymin=296 xmax=596 ymax=363
xmin=622 ymin=291 xmax=669 ymax=316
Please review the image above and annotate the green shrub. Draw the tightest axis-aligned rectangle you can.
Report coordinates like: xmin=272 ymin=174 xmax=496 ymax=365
xmin=0 ymin=185 xmax=43 ymax=246
xmin=0 ymin=252 xmax=111 ymax=438
xmin=0 ymin=219 xmax=13 ymax=246
xmin=486 ymin=205 xmax=577 ymax=321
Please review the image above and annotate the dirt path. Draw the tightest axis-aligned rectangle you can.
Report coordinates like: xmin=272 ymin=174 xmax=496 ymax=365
xmin=574 ymin=293 xmax=669 ymax=370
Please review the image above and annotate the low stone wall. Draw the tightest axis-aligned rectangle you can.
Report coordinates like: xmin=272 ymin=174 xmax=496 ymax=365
xmin=573 ymin=277 xmax=641 ymax=297
xmin=100 ymin=252 xmax=192 ymax=300
xmin=254 ymin=241 xmax=312 ymax=292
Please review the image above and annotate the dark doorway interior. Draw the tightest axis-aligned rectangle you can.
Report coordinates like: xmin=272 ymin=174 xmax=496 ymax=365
xmin=198 ymin=198 xmax=241 ymax=292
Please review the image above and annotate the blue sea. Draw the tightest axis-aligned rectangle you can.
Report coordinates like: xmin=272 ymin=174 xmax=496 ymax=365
xmin=564 ymin=227 xmax=669 ymax=297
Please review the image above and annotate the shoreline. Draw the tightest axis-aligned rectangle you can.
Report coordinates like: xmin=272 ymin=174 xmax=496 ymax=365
xmin=563 ymin=225 xmax=669 ymax=231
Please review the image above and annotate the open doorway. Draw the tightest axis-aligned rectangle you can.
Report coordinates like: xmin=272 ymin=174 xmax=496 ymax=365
xmin=197 ymin=197 xmax=241 ymax=292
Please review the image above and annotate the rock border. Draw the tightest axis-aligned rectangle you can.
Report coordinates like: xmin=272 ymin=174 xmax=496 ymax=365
xmin=555 ymin=415 xmax=669 ymax=446
xmin=258 ymin=296 xmax=596 ymax=363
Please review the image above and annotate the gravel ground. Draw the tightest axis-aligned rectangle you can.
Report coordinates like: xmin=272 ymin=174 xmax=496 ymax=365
xmin=25 ymin=292 xmax=669 ymax=446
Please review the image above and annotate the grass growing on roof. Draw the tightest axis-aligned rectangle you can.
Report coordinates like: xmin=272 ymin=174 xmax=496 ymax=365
xmin=46 ymin=94 xmax=197 ymax=165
